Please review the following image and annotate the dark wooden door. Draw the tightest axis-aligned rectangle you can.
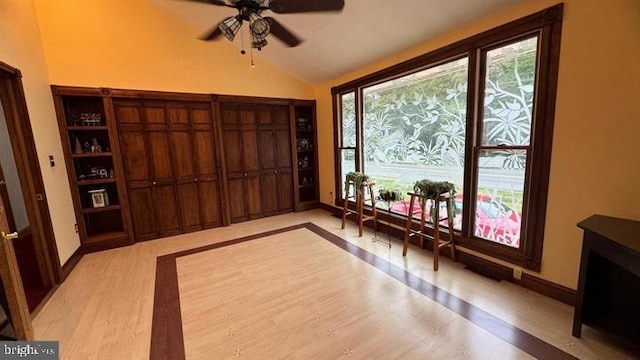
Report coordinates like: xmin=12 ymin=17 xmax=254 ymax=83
xmin=117 ymin=99 xmax=223 ymax=240
xmin=221 ymin=104 xmax=263 ymax=223
xmin=257 ymin=105 xmax=293 ymax=216
xmin=221 ymin=103 xmax=293 ymax=223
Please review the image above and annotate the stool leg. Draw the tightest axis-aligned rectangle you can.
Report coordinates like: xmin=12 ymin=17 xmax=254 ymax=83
xmin=341 ymin=182 xmax=350 ymax=229
xmin=419 ymin=198 xmax=427 ymax=249
xmin=369 ymin=183 xmax=378 ymax=231
xmin=433 ymin=198 xmax=440 ymax=271
xmin=357 ymin=189 xmax=364 ymax=237
xmin=402 ymin=194 xmax=416 ymax=256
xmin=447 ymin=197 xmax=456 ymax=262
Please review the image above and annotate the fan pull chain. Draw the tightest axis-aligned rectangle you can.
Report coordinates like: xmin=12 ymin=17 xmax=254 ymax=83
xmin=240 ymin=26 xmax=246 ymax=55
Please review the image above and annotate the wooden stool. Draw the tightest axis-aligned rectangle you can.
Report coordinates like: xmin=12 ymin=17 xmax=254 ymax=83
xmin=402 ymin=191 xmax=456 ymax=271
xmin=341 ymin=180 xmax=377 ymax=237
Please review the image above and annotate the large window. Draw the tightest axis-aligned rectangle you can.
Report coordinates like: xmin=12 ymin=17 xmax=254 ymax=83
xmin=332 ymin=5 xmax=563 ymax=270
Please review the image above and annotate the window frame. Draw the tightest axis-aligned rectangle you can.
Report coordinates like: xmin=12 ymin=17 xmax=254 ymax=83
xmin=331 ymin=5 xmax=563 ymax=271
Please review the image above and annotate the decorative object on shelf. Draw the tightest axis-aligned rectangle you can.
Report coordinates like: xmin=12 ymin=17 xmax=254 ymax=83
xmin=297 ymin=138 xmax=311 ymax=151
xmin=79 ymin=166 xmax=109 ymax=180
xmin=296 ymin=118 xmax=310 ymax=129
xmin=74 ymin=136 xmax=84 ymax=154
xmin=88 ymin=189 xmax=109 ymax=208
xmin=302 ymin=156 xmax=309 ymax=168
xmin=90 ymin=138 xmax=102 ymax=153
xmin=83 ymin=141 xmax=91 ymax=153
xmin=109 ymin=168 xmax=115 ymax=178
xmin=301 ymin=176 xmax=308 ymax=185
xmin=80 ymin=112 xmax=102 ymax=126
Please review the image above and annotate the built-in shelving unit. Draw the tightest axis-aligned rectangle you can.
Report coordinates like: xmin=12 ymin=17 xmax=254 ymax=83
xmin=52 ymin=86 xmax=132 ymax=252
xmin=290 ymin=100 xmax=319 ymax=211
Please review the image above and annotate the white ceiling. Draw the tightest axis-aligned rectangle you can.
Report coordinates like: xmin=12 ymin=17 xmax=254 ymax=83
xmin=150 ymin=0 xmax=521 ymax=86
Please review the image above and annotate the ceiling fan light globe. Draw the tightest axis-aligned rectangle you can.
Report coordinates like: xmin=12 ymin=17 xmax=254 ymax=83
xmin=219 ymin=16 xmax=242 ymax=41
xmin=249 ymin=13 xmax=270 ymax=37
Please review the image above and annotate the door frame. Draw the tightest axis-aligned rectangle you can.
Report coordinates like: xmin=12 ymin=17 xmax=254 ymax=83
xmin=0 ymin=61 xmax=60 ymax=287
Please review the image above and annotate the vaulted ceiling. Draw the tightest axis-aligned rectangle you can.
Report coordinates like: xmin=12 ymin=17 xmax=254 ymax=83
xmin=150 ymin=0 xmax=521 ymax=85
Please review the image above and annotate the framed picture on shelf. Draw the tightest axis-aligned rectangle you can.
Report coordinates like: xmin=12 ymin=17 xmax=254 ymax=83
xmin=88 ymin=189 xmax=110 ymax=208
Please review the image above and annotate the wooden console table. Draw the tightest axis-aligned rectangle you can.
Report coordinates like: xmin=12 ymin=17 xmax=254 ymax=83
xmin=573 ymin=215 xmax=640 ymax=343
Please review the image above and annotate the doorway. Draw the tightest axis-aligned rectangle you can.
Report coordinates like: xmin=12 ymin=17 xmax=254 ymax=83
xmin=0 ymin=61 xmax=59 ymax=315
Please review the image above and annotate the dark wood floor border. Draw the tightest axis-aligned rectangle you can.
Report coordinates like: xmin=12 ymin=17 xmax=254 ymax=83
xmin=320 ymin=203 xmax=577 ymax=306
xmin=151 ymin=222 xmax=576 ymax=360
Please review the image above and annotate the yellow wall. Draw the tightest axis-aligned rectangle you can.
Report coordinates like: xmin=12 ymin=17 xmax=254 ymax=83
xmin=33 ymin=0 xmax=314 ymax=99
xmin=315 ymin=0 xmax=640 ymax=289
xmin=0 ymin=0 xmax=80 ymax=264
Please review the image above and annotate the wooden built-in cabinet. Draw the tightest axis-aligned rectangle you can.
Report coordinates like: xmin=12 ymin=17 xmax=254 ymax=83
xmin=53 ymin=87 xmax=317 ymax=251
xmin=290 ymin=100 xmax=319 ymax=211
xmin=52 ymin=86 xmax=133 ymax=252
xmin=220 ymin=100 xmax=294 ymax=223
xmin=114 ymin=97 xmax=224 ymax=241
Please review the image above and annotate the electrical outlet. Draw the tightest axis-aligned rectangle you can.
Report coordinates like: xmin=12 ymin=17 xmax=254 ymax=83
xmin=513 ymin=266 xmax=523 ymax=280
xmin=74 ymin=223 xmax=79 ymax=234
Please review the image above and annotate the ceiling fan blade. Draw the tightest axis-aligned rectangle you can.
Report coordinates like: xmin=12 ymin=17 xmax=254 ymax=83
xmin=268 ymin=0 xmax=345 ymax=14
xmin=265 ymin=17 xmax=301 ymax=47
xmin=183 ymin=0 xmax=232 ymax=7
xmin=200 ymin=25 xmax=223 ymax=41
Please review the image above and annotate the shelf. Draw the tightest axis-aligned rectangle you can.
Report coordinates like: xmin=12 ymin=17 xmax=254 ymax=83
xmin=296 ymin=128 xmax=314 ymax=133
xmin=297 ymin=149 xmax=314 ymax=153
xmin=77 ymin=178 xmax=116 ymax=186
xmin=68 ymin=126 xmax=108 ymax=131
xmin=81 ymin=205 xmax=121 ymax=214
xmin=299 ymin=183 xmax=316 ymax=188
xmin=83 ymin=231 xmax=128 ymax=244
xmin=71 ymin=152 xmax=113 ymax=158
xmin=298 ymin=167 xmax=315 ymax=171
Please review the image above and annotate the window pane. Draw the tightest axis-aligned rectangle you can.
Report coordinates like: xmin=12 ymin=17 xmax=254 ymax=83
xmin=482 ymin=37 xmax=538 ymax=146
xmin=340 ymin=149 xmax=356 ymax=197
xmin=362 ymin=58 xmax=468 ymax=230
xmin=341 ymin=92 xmax=356 ymax=147
xmin=475 ymin=149 xmax=525 ymax=248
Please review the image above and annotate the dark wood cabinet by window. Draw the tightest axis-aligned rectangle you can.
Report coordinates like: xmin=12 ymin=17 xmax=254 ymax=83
xmin=52 ymin=86 xmax=132 ymax=252
xmin=220 ymin=101 xmax=294 ymax=223
xmin=291 ymin=100 xmax=319 ymax=211
xmin=114 ymin=96 xmax=224 ymax=241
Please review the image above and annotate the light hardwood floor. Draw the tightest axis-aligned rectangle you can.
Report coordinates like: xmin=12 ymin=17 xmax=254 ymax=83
xmin=32 ymin=210 xmax=636 ymax=359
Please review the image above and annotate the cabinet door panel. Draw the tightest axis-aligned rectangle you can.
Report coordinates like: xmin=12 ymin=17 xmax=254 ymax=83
xmin=128 ymin=186 xmax=156 ymax=240
xmin=148 ymin=132 xmax=173 ymax=180
xmin=171 ymin=131 xmax=195 ymax=178
xmin=277 ymin=169 xmax=294 ymax=212
xmin=245 ymin=176 xmax=262 ymax=219
xmin=194 ymin=131 xmax=217 ymax=176
xmin=167 ymin=105 xmax=189 ymax=125
xmin=259 ymin=131 xmax=275 ymax=170
xmin=242 ymin=131 xmax=259 ymax=172
xmin=260 ymin=172 xmax=278 ymax=215
xmin=177 ymin=182 xmax=201 ymax=232
xmin=227 ymin=178 xmax=246 ymax=223
xmin=144 ymin=106 xmax=166 ymax=125
xmin=275 ymin=129 xmax=292 ymax=168
xmin=119 ymin=131 xmax=149 ymax=181
xmin=199 ymin=179 xmax=222 ymax=228
xmin=114 ymin=102 xmax=141 ymax=125
xmin=192 ymin=108 xmax=211 ymax=125
xmin=222 ymin=130 xmax=242 ymax=175
xmin=153 ymin=184 xmax=181 ymax=234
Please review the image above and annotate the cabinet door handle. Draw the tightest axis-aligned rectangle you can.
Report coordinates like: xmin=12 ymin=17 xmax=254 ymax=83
xmin=274 ymin=169 xmax=278 ymax=174
xmin=244 ymin=172 xmax=248 ymax=177
xmin=152 ymin=181 xmax=157 ymax=185
xmin=194 ymin=177 xmax=198 ymax=182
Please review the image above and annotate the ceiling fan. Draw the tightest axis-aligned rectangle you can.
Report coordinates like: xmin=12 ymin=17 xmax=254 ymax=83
xmin=188 ymin=0 xmax=345 ymax=50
